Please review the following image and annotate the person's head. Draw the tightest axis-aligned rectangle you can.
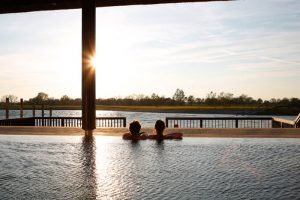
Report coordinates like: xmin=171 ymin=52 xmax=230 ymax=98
xmin=155 ymin=120 xmax=165 ymax=136
xmin=129 ymin=120 xmax=141 ymax=136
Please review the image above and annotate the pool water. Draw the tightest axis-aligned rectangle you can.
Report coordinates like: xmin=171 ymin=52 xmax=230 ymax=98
xmin=1 ymin=136 xmax=300 ymax=199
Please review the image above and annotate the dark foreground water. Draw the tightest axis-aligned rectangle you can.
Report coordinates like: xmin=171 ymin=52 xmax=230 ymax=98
xmin=1 ymin=136 xmax=300 ymax=200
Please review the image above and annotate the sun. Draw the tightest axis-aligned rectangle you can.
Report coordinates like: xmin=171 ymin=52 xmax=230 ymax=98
xmin=91 ymin=55 xmax=98 ymax=69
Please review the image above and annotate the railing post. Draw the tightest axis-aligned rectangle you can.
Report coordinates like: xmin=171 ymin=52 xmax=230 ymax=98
xmin=49 ymin=107 xmax=52 ymax=117
xmin=42 ymin=104 xmax=44 ymax=126
xmin=123 ymin=118 xmax=126 ymax=127
xmin=166 ymin=118 xmax=168 ymax=128
xmin=20 ymin=98 xmax=23 ymax=118
xmin=200 ymin=119 xmax=203 ymax=128
xmin=32 ymin=104 xmax=35 ymax=117
xmin=235 ymin=119 xmax=238 ymax=128
xmin=61 ymin=119 xmax=65 ymax=127
xmin=5 ymin=98 xmax=9 ymax=119
xmin=49 ymin=107 xmax=52 ymax=126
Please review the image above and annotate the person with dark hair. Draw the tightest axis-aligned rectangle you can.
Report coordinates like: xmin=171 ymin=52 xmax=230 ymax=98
xmin=123 ymin=120 xmax=147 ymax=140
xmin=148 ymin=120 xmax=183 ymax=140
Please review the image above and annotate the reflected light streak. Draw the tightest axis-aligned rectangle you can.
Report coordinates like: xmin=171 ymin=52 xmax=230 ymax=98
xmin=94 ymin=136 xmax=135 ymax=199
xmin=95 ymin=137 xmax=122 ymax=198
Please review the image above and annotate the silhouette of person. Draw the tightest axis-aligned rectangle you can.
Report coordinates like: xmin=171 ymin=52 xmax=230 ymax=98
xmin=148 ymin=120 xmax=183 ymax=140
xmin=122 ymin=120 xmax=147 ymax=140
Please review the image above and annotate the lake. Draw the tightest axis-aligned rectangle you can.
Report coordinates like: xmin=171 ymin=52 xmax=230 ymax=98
xmin=0 ymin=136 xmax=300 ymax=199
xmin=0 ymin=110 xmax=296 ymax=127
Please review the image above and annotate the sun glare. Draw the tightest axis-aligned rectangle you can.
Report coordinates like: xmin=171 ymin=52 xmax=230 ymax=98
xmin=91 ymin=56 xmax=97 ymax=68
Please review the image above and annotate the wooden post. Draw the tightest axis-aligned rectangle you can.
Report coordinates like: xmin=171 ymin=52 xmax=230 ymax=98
xmin=20 ymin=98 xmax=23 ymax=118
xmin=42 ymin=104 xmax=44 ymax=118
xmin=123 ymin=118 xmax=126 ymax=127
xmin=82 ymin=0 xmax=96 ymax=134
xmin=32 ymin=104 xmax=35 ymax=117
xmin=49 ymin=107 xmax=52 ymax=117
xmin=49 ymin=107 xmax=52 ymax=126
xmin=42 ymin=104 xmax=44 ymax=126
xmin=5 ymin=98 xmax=9 ymax=119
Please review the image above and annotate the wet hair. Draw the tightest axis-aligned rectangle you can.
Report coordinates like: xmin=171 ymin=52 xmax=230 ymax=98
xmin=129 ymin=120 xmax=141 ymax=136
xmin=155 ymin=120 xmax=165 ymax=136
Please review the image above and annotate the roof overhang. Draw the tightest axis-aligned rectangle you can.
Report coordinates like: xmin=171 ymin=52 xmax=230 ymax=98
xmin=0 ymin=0 xmax=231 ymax=14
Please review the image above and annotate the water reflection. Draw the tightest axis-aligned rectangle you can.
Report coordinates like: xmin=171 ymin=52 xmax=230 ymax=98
xmin=1 ymin=136 xmax=300 ymax=199
xmin=1 ymin=110 xmax=294 ymax=127
xmin=80 ymin=135 xmax=97 ymax=199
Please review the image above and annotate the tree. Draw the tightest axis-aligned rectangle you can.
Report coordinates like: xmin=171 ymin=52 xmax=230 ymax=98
xmin=205 ymin=91 xmax=217 ymax=104
xmin=279 ymin=98 xmax=290 ymax=106
xmin=60 ymin=95 xmax=72 ymax=105
xmin=151 ymin=93 xmax=159 ymax=100
xmin=60 ymin=95 xmax=71 ymax=101
xmin=1 ymin=94 xmax=18 ymax=103
xmin=206 ymin=91 xmax=217 ymax=99
xmin=290 ymin=98 xmax=300 ymax=107
xmin=218 ymin=92 xmax=233 ymax=104
xmin=29 ymin=92 xmax=49 ymax=104
xmin=187 ymin=95 xmax=195 ymax=106
xmin=257 ymin=98 xmax=263 ymax=105
xmin=238 ymin=94 xmax=253 ymax=103
xmin=36 ymin=92 xmax=49 ymax=101
xmin=195 ymin=98 xmax=204 ymax=105
xmin=270 ymin=98 xmax=277 ymax=104
xmin=172 ymin=89 xmax=185 ymax=105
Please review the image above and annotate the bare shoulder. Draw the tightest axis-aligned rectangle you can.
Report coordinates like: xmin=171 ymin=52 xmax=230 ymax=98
xmin=122 ymin=133 xmax=132 ymax=140
xmin=147 ymin=135 xmax=157 ymax=140
xmin=139 ymin=133 xmax=148 ymax=140
xmin=165 ymin=132 xmax=183 ymax=139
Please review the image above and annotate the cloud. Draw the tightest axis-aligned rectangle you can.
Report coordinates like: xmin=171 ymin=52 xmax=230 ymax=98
xmin=1 ymin=0 xmax=300 ymax=99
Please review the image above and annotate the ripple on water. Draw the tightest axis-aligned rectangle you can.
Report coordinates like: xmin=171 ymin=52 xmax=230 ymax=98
xmin=0 ymin=136 xmax=300 ymax=200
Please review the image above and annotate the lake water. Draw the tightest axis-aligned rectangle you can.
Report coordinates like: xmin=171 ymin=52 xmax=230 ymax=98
xmin=0 ymin=110 xmax=296 ymax=127
xmin=0 ymin=136 xmax=300 ymax=199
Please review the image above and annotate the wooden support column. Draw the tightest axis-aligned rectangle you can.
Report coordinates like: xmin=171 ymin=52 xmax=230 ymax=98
xmin=20 ymin=98 xmax=23 ymax=118
xmin=82 ymin=0 xmax=96 ymax=134
xmin=5 ymin=98 xmax=9 ymax=119
xmin=32 ymin=104 xmax=35 ymax=117
xmin=42 ymin=104 xmax=44 ymax=118
xmin=42 ymin=104 xmax=44 ymax=126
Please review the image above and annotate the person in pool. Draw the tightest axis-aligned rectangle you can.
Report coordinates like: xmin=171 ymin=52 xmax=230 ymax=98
xmin=148 ymin=120 xmax=183 ymax=140
xmin=122 ymin=120 xmax=147 ymax=140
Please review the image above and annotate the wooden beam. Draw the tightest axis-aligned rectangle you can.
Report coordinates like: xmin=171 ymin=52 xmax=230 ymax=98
xmin=0 ymin=0 xmax=231 ymax=14
xmin=82 ymin=0 xmax=96 ymax=133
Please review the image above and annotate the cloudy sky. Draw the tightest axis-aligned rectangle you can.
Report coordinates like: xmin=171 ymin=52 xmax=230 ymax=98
xmin=0 ymin=0 xmax=299 ymax=100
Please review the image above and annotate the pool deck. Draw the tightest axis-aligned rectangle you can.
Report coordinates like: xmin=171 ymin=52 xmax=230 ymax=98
xmin=0 ymin=126 xmax=299 ymax=138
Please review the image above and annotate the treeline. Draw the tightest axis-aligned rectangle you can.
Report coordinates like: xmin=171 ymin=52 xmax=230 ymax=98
xmin=1 ymin=89 xmax=300 ymax=107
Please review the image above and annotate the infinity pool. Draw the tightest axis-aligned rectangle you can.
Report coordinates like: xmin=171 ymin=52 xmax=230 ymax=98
xmin=1 ymin=136 xmax=300 ymax=199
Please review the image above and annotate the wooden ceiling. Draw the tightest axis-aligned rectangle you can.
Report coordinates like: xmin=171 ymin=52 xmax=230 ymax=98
xmin=0 ymin=0 xmax=230 ymax=14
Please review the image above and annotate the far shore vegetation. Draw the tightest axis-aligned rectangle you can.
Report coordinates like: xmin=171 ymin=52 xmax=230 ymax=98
xmin=1 ymin=89 xmax=300 ymax=115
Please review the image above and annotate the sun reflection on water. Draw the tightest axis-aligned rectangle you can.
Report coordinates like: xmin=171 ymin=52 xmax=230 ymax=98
xmin=94 ymin=136 xmax=149 ymax=199
xmin=95 ymin=136 xmax=126 ymax=198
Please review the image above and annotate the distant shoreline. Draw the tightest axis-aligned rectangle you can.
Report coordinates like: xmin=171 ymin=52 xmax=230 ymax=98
xmin=1 ymin=105 xmax=299 ymax=116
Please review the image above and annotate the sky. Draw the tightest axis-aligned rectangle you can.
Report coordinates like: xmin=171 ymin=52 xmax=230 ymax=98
xmin=0 ymin=0 xmax=300 ymax=100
